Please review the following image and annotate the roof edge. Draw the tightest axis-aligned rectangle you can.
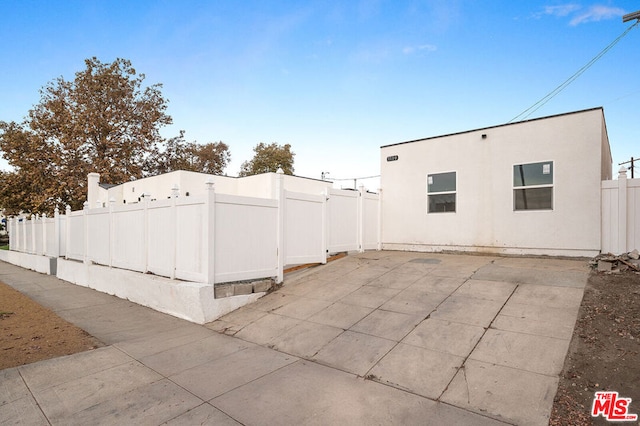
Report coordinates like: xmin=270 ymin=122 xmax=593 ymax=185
xmin=380 ymin=107 xmax=604 ymax=149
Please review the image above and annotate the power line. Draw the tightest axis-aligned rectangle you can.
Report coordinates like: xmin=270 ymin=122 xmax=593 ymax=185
xmin=508 ymin=20 xmax=639 ymax=124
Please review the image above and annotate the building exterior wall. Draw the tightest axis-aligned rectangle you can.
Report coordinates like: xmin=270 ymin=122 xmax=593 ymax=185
xmin=380 ymin=108 xmax=611 ymax=257
xmin=88 ymin=170 xmax=332 ymax=207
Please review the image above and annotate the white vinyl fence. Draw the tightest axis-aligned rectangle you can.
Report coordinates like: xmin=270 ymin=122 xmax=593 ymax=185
xmin=8 ymin=174 xmax=380 ymax=286
xmin=602 ymin=167 xmax=640 ymax=254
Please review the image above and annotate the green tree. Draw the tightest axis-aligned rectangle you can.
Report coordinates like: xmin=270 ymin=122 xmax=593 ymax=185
xmin=239 ymin=142 xmax=295 ymax=177
xmin=0 ymin=57 xmax=172 ymax=213
xmin=149 ymin=131 xmax=231 ymax=176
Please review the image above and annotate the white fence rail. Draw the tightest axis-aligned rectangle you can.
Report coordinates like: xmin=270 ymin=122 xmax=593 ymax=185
xmin=7 ymin=173 xmax=380 ymax=286
xmin=602 ymin=168 xmax=640 ymax=254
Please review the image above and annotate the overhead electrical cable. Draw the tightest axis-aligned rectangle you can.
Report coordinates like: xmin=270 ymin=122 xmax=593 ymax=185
xmin=508 ymin=19 xmax=639 ymax=123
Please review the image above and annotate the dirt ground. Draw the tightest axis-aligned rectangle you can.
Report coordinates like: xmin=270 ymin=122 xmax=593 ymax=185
xmin=550 ymin=269 xmax=640 ymax=425
xmin=0 ymin=281 xmax=102 ymax=370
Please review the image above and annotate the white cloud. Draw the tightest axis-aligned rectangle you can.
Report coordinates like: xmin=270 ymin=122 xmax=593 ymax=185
xmin=534 ymin=4 xmax=626 ymax=25
xmin=543 ymin=4 xmax=581 ymax=17
xmin=402 ymin=44 xmax=437 ymax=55
xmin=569 ymin=5 xmax=625 ymax=25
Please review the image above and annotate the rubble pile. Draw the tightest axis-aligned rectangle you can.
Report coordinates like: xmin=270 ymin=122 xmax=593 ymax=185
xmin=591 ymin=249 xmax=640 ymax=273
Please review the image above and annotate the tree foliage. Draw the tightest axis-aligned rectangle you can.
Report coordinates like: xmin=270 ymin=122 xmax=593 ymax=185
xmin=239 ymin=142 xmax=295 ymax=177
xmin=149 ymin=131 xmax=231 ymax=176
xmin=0 ymin=57 xmax=231 ymax=215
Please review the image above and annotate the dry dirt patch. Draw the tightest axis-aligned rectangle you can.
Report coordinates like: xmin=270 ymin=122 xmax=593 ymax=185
xmin=550 ymin=270 xmax=640 ymax=425
xmin=0 ymin=281 xmax=102 ymax=370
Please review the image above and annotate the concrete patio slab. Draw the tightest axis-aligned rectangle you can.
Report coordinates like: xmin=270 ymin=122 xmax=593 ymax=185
xmin=338 ymin=285 xmax=401 ymax=309
xmin=268 ymin=320 xmax=343 ymax=358
xmin=164 ymin=403 xmax=242 ymax=425
xmin=248 ymin=292 xmax=300 ymax=312
xmin=32 ymin=361 xmax=162 ymax=422
xmin=0 ymin=251 xmax=590 ymax=425
xmin=114 ymin=323 xmax=215 ymax=358
xmin=19 ymin=346 xmax=133 ymax=392
xmin=312 ymin=330 xmax=395 ymax=376
xmin=453 ymin=279 xmax=516 ymax=301
xmin=411 ymin=275 xmax=467 ymax=294
xmin=491 ymin=313 xmax=576 ymax=340
xmin=272 ymin=297 xmax=333 ymax=320
xmin=441 ymin=359 xmax=560 ymax=426
xmin=138 ymin=333 xmax=252 ymax=377
xmin=499 ymin=301 xmax=580 ymax=327
xmin=402 ymin=318 xmax=486 ymax=357
xmin=380 ymin=286 xmax=448 ymax=316
xmin=430 ymin=294 xmax=505 ymax=327
xmin=0 ymin=368 xmax=30 ymax=405
xmin=169 ymin=345 xmax=297 ymax=401
xmin=370 ymin=343 xmax=464 ymax=399
xmin=0 ymin=393 xmax=48 ymax=425
xmin=211 ymin=360 xmax=507 ymax=426
xmin=301 ymin=279 xmax=361 ymax=302
xmin=471 ymin=262 xmax=589 ymax=288
xmin=307 ymin=302 xmax=374 ymax=329
xmin=365 ymin=269 xmax=425 ymax=289
xmin=57 ymin=379 xmax=202 ymax=425
xmin=234 ymin=312 xmax=302 ymax=345
xmin=469 ymin=329 xmax=571 ymax=376
xmin=349 ymin=309 xmax=422 ymax=341
xmin=509 ymin=283 xmax=585 ymax=309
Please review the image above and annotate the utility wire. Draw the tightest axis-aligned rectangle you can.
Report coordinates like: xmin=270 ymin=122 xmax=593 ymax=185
xmin=508 ymin=20 xmax=639 ymax=123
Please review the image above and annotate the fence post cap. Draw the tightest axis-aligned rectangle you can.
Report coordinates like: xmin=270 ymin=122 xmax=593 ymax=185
xmin=618 ymin=166 xmax=628 ymax=179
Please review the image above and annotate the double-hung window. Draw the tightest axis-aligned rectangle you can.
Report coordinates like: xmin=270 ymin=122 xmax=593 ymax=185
xmin=427 ymin=171 xmax=456 ymax=213
xmin=513 ymin=161 xmax=553 ymax=211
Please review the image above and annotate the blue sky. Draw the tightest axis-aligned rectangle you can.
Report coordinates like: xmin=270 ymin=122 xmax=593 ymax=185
xmin=1 ymin=1 xmax=638 ymax=189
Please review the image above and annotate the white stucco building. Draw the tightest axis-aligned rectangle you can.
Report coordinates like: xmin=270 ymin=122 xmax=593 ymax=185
xmin=88 ymin=170 xmax=333 ymax=208
xmin=380 ymin=107 xmax=612 ymax=257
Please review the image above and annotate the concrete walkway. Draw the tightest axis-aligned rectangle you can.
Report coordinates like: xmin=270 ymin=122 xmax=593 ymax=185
xmin=0 ymin=252 xmax=589 ymax=425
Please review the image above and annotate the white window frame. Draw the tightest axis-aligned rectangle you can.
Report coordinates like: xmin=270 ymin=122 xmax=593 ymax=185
xmin=513 ymin=161 xmax=554 ymax=211
xmin=427 ymin=171 xmax=457 ymax=214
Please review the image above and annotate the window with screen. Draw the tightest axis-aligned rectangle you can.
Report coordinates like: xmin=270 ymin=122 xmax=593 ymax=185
xmin=513 ymin=161 xmax=553 ymax=211
xmin=427 ymin=171 xmax=456 ymax=213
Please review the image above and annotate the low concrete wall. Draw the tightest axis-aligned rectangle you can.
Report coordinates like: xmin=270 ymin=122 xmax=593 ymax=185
xmin=0 ymin=250 xmax=56 ymax=275
xmin=56 ymin=259 xmax=264 ymax=324
xmin=0 ymin=250 xmax=265 ymax=324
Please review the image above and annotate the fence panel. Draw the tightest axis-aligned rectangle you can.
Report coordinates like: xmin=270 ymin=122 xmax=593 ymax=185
xmin=44 ymin=218 xmax=56 ymax=256
xmin=147 ymin=200 xmax=176 ymax=278
xmin=362 ymin=191 xmax=380 ymax=250
xmin=58 ymin=216 xmax=67 ymax=257
xmin=174 ymin=198 xmax=207 ymax=282
xmin=628 ymin=180 xmax=640 ymax=252
xmin=34 ymin=218 xmax=44 ymax=255
xmin=66 ymin=212 xmax=85 ymax=261
xmin=601 ymin=181 xmax=618 ymax=254
xmin=87 ymin=208 xmax=111 ymax=266
xmin=284 ymin=191 xmax=325 ymax=265
xmin=327 ymin=189 xmax=359 ymax=253
xmin=214 ymin=194 xmax=278 ymax=283
xmin=601 ymin=175 xmax=640 ymax=254
xmin=111 ymin=204 xmax=146 ymax=272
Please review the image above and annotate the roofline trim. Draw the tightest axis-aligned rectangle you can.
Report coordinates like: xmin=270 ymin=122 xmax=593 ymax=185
xmin=380 ymin=107 xmax=604 ymax=148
